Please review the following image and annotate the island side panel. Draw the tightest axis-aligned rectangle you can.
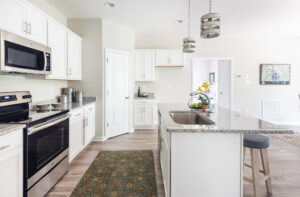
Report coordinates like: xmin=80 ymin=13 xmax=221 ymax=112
xmin=171 ymin=132 xmax=242 ymax=197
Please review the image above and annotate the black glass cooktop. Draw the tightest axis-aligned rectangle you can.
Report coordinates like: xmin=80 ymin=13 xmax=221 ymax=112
xmin=0 ymin=103 xmax=69 ymax=125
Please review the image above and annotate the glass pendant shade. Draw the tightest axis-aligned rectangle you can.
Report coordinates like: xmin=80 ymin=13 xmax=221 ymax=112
xmin=201 ymin=13 xmax=220 ymax=39
xmin=183 ymin=37 xmax=195 ymax=53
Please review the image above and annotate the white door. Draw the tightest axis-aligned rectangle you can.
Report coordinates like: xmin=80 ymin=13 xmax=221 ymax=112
xmin=144 ymin=51 xmax=155 ymax=81
xmin=156 ymin=51 xmax=169 ymax=66
xmin=26 ymin=6 xmax=47 ymax=45
xmin=68 ymin=31 xmax=82 ymax=80
xmin=47 ymin=20 xmax=68 ymax=80
xmin=144 ymin=104 xmax=154 ymax=126
xmin=106 ymin=49 xmax=130 ymax=138
xmin=218 ymin=60 xmax=232 ymax=109
xmin=134 ymin=104 xmax=144 ymax=126
xmin=69 ymin=110 xmax=84 ymax=162
xmin=0 ymin=0 xmax=26 ymax=37
xmin=84 ymin=104 xmax=95 ymax=145
xmin=135 ymin=51 xmax=144 ymax=81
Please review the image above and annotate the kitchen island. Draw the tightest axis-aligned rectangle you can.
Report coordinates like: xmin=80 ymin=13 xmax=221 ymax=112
xmin=158 ymin=103 xmax=293 ymax=197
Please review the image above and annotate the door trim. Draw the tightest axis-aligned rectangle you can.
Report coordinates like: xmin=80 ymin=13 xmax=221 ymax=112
xmin=103 ymin=48 xmax=131 ymax=139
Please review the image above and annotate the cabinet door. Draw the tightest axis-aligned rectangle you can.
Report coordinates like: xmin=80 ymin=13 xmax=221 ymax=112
xmin=155 ymin=51 xmax=169 ymax=66
xmin=0 ymin=0 xmax=26 ymax=37
xmin=84 ymin=104 xmax=95 ymax=145
xmin=0 ymin=131 xmax=23 ymax=197
xmin=169 ymin=50 xmax=183 ymax=66
xmin=134 ymin=104 xmax=144 ymax=126
xmin=135 ymin=51 xmax=145 ymax=81
xmin=47 ymin=20 xmax=68 ymax=80
xmin=69 ymin=111 xmax=84 ymax=162
xmin=68 ymin=31 xmax=82 ymax=80
xmin=144 ymin=104 xmax=155 ymax=126
xmin=26 ymin=6 xmax=47 ymax=45
xmin=144 ymin=51 xmax=155 ymax=81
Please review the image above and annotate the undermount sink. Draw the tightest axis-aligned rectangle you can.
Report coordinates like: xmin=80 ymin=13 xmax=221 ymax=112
xmin=169 ymin=111 xmax=215 ymax=125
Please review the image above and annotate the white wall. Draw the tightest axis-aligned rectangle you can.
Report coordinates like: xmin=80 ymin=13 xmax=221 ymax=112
xmin=68 ymin=19 xmax=135 ymax=139
xmin=0 ymin=0 xmax=68 ymax=102
xmin=68 ymin=19 xmax=103 ymax=138
xmin=135 ymin=35 xmax=300 ymax=124
xmin=27 ymin=0 xmax=67 ymax=25
xmin=102 ymin=19 xmax=135 ymax=136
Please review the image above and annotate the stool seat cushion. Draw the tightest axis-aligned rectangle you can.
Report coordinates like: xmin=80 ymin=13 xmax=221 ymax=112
xmin=244 ymin=134 xmax=270 ymax=149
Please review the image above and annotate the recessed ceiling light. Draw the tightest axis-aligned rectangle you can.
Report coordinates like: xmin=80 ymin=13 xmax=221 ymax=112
xmin=175 ymin=20 xmax=183 ymax=24
xmin=105 ymin=2 xmax=115 ymax=8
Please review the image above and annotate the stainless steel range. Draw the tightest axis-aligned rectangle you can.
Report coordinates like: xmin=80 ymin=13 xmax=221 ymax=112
xmin=0 ymin=91 xmax=69 ymax=197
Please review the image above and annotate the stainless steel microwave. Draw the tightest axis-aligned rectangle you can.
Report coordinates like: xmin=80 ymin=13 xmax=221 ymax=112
xmin=0 ymin=30 xmax=51 ymax=75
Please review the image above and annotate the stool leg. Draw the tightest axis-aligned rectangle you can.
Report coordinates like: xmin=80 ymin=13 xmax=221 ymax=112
xmin=260 ymin=149 xmax=272 ymax=194
xmin=243 ymin=147 xmax=246 ymax=164
xmin=251 ymin=149 xmax=261 ymax=197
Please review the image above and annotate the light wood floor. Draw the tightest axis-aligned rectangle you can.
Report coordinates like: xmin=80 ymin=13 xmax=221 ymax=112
xmin=46 ymin=130 xmax=300 ymax=197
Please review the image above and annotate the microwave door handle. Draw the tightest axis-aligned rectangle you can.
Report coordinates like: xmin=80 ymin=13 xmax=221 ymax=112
xmin=44 ymin=52 xmax=47 ymax=71
xmin=27 ymin=114 xmax=70 ymax=135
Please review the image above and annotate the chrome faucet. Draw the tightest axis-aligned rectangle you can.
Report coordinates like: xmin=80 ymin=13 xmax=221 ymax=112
xmin=189 ymin=91 xmax=213 ymax=112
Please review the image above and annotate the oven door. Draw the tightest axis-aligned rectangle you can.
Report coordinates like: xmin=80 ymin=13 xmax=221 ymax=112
xmin=0 ymin=30 xmax=51 ymax=75
xmin=25 ymin=114 xmax=69 ymax=189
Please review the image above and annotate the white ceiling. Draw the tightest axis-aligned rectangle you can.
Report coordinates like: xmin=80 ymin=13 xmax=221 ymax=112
xmin=47 ymin=0 xmax=300 ymax=37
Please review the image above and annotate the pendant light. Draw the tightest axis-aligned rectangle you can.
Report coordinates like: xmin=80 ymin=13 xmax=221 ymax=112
xmin=183 ymin=0 xmax=195 ymax=53
xmin=201 ymin=0 xmax=220 ymax=39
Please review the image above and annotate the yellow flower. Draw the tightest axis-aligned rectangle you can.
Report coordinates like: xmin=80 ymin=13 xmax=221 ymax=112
xmin=197 ymin=86 xmax=204 ymax=93
xmin=202 ymin=82 xmax=210 ymax=89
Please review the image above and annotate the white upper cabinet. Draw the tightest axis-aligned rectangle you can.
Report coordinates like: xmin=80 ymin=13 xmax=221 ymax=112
xmin=0 ymin=0 xmax=27 ymax=37
xmin=25 ymin=5 xmax=47 ymax=45
xmin=0 ymin=0 xmax=47 ymax=45
xmin=135 ymin=50 xmax=155 ymax=81
xmin=47 ymin=19 xmax=68 ymax=80
xmin=0 ymin=0 xmax=83 ymax=81
xmin=67 ymin=31 xmax=82 ymax=80
xmin=155 ymin=49 xmax=184 ymax=66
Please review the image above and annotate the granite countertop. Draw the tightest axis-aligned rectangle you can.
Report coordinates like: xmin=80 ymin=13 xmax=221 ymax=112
xmin=0 ymin=124 xmax=25 ymax=137
xmin=158 ymin=103 xmax=294 ymax=134
xmin=134 ymin=93 xmax=155 ymax=100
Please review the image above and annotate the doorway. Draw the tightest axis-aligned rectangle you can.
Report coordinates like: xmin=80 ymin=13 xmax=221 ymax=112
xmin=105 ymin=48 xmax=130 ymax=139
xmin=192 ymin=58 xmax=232 ymax=109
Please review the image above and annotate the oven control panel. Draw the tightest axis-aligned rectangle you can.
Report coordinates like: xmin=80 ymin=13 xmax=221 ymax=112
xmin=0 ymin=91 xmax=32 ymax=106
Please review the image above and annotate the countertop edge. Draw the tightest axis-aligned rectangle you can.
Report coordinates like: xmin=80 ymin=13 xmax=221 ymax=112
xmin=0 ymin=124 xmax=26 ymax=137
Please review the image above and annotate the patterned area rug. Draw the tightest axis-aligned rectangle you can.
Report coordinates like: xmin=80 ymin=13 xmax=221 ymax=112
xmin=71 ymin=150 xmax=158 ymax=197
xmin=270 ymin=134 xmax=300 ymax=148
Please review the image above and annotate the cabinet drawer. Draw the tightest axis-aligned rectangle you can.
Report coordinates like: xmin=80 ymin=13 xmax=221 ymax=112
xmin=0 ymin=130 xmax=22 ymax=152
xmin=84 ymin=103 xmax=95 ymax=112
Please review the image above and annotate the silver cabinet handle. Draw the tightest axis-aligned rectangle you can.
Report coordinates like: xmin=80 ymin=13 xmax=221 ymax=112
xmin=0 ymin=145 xmax=10 ymax=151
xmin=23 ymin=22 xmax=27 ymax=33
xmin=74 ymin=113 xmax=82 ymax=117
xmin=28 ymin=114 xmax=70 ymax=135
xmin=28 ymin=22 xmax=31 ymax=34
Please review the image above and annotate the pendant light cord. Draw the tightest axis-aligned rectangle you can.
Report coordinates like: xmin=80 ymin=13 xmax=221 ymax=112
xmin=188 ymin=0 xmax=191 ymax=38
xmin=209 ymin=0 xmax=212 ymax=13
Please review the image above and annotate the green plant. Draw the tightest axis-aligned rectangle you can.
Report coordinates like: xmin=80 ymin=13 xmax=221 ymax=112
xmin=198 ymin=95 xmax=208 ymax=105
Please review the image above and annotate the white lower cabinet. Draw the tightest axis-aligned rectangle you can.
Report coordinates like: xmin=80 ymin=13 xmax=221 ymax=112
xmin=69 ymin=103 xmax=96 ymax=162
xmin=83 ymin=103 xmax=96 ymax=145
xmin=0 ymin=129 xmax=23 ymax=197
xmin=69 ymin=108 xmax=84 ymax=162
xmin=134 ymin=99 xmax=157 ymax=129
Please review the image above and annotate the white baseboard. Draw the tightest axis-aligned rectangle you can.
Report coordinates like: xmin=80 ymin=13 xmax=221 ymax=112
xmin=129 ymin=128 xmax=135 ymax=133
xmin=92 ymin=136 xmax=107 ymax=142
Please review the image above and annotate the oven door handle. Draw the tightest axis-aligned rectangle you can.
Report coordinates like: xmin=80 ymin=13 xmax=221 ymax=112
xmin=27 ymin=114 xmax=70 ymax=135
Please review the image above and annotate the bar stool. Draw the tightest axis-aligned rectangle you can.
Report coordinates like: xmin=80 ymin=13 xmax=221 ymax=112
xmin=243 ymin=133 xmax=272 ymax=197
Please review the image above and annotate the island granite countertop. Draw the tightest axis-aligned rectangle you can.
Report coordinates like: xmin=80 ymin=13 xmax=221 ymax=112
xmin=158 ymin=103 xmax=294 ymax=134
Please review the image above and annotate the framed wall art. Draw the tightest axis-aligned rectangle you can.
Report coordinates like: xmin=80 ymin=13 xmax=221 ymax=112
xmin=260 ymin=64 xmax=291 ymax=85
